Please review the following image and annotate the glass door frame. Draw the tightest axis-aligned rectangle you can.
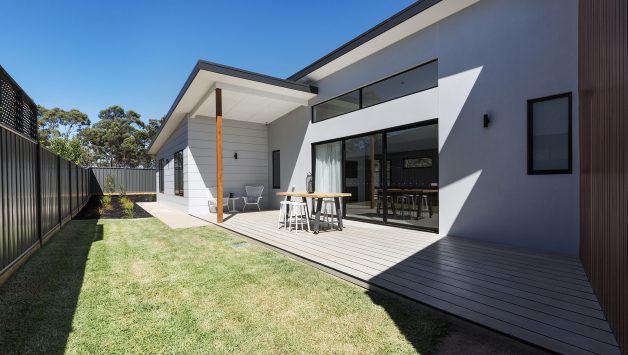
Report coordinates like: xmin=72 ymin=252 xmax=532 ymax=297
xmin=311 ymin=118 xmax=438 ymax=232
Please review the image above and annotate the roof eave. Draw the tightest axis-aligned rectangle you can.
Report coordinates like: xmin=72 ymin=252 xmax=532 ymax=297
xmin=147 ymin=61 xmax=317 ymax=154
xmin=286 ymin=0 xmax=441 ymax=81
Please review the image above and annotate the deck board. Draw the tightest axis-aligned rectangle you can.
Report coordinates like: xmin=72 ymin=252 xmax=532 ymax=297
xmin=176 ymin=208 xmax=620 ymax=355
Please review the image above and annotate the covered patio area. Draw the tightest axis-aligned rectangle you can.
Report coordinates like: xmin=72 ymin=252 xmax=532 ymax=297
xmin=175 ymin=208 xmax=618 ymax=354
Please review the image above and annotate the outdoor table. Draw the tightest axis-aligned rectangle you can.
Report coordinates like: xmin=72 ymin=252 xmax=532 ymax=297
xmin=227 ymin=196 xmax=240 ymax=213
xmin=275 ymin=192 xmax=352 ymax=234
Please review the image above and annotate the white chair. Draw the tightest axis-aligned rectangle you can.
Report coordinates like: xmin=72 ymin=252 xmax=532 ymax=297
xmin=278 ymin=185 xmax=296 ymax=229
xmin=242 ymin=185 xmax=264 ymax=211
xmin=208 ymin=187 xmax=228 ymax=213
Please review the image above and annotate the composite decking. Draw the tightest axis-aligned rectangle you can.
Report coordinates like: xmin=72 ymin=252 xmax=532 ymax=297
xmin=176 ymin=208 xmax=618 ymax=354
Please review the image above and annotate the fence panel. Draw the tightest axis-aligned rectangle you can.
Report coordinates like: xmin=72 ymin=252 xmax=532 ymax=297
xmin=90 ymin=167 xmax=155 ymax=194
xmin=40 ymin=148 xmax=59 ymax=238
xmin=59 ymin=157 xmax=71 ymax=223
xmin=0 ymin=66 xmax=93 ymax=283
xmin=70 ymin=163 xmax=78 ymax=215
xmin=0 ymin=126 xmax=39 ymax=272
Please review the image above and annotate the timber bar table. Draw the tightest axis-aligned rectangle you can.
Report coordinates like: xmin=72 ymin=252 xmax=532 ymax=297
xmin=276 ymin=192 xmax=352 ymax=234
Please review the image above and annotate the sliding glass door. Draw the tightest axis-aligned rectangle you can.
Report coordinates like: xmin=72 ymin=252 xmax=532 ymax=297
xmin=312 ymin=121 xmax=438 ymax=232
xmin=344 ymin=134 xmax=383 ymax=223
xmin=385 ymin=124 xmax=439 ymax=230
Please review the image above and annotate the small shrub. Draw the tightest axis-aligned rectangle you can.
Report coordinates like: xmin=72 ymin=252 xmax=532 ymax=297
xmin=120 ymin=197 xmax=135 ymax=219
xmin=119 ymin=184 xmax=127 ymax=198
xmin=100 ymin=195 xmax=112 ymax=210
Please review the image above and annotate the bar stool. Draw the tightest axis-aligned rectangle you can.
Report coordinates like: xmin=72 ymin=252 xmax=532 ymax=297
xmin=418 ymin=194 xmax=432 ymax=219
xmin=396 ymin=195 xmax=410 ymax=219
xmin=376 ymin=192 xmax=396 ymax=216
xmin=289 ymin=201 xmax=310 ymax=233
xmin=277 ymin=186 xmax=296 ymax=229
xmin=321 ymin=198 xmax=339 ymax=230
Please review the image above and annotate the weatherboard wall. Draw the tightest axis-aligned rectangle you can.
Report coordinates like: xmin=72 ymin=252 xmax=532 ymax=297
xmin=187 ymin=116 xmax=269 ymax=215
xmin=155 ymin=117 xmax=188 ymax=211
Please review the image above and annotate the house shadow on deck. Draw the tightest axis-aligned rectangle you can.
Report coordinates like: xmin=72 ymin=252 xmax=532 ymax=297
xmin=364 ymin=236 xmax=617 ymax=354
xmin=0 ymin=219 xmax=102 ymax=354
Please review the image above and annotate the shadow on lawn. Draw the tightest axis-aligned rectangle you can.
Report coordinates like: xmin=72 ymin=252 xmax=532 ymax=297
xmin=0 ymin=219 xmax=102 ymax=354
xmin=366 ymin=289 xmax=449 ymax=354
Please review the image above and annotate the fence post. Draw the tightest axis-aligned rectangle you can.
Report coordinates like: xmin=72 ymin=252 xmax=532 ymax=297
xmin=35 ymin=143 xmax=42 ymax=246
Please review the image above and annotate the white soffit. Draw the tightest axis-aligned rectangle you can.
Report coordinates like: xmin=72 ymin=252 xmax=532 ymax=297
xmin=301 ymin=0 xmax=480 ymax=82
xmin=148 ymin=66 xmax=316 ymax=155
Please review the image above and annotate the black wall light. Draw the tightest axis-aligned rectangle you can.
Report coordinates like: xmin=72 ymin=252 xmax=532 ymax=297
xmin=483 ymin=114 xmax=491 ymax=128
xmin=233 ymin=152 xmax=238 ymax=159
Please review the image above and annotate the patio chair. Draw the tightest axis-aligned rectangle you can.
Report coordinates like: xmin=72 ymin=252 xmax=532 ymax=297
xmin=242 ymin=185 xmax=264 ymax=211
xmin=208 ymin=187 xmax=228 ymax=213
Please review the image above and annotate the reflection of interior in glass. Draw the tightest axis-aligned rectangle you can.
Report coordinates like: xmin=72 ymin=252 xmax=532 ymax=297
xmin=344 ymin=134 xmax=384 ymax=224
xmin=313 ymin=122 xmax=438 ymax=232
xmin=384 ymin=124 xmax=438 ymax=231
xmin=403 ymin=157 xmax=433 ymax=168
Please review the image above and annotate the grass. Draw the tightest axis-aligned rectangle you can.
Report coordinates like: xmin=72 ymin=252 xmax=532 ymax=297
xmin=0 ymin=218 xmax=449 ymax=354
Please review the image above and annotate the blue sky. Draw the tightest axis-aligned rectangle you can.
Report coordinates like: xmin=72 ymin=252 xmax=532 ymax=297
xmin=1 ymin=0 xmax=414 ymax=123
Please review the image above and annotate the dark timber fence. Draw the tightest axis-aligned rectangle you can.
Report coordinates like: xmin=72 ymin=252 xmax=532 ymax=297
xmin=90 ymin=167 xmax=155 ymax=194
xmin=579 ymin=0 xmax=627 ymax=351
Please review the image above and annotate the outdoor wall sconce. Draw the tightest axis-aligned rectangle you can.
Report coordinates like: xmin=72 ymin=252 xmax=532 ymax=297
xmin=233 ymin=152 xmax=238 ymax=160
xmin=483 ymin=114 xmax=491 ymax=128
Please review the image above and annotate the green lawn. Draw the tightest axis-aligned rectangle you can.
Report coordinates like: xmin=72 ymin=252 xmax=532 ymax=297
xmin=0 ymin=218 xmax=448 ymax=354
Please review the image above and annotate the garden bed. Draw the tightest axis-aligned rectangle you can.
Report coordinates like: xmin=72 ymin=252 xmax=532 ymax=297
xmin=77 ymin=194 xmax=156 ymax=219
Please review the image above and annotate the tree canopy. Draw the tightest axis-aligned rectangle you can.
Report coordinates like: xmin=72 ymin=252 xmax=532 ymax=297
xmin=37 ymin=104 xmax=160 ymax=168
xmin=37 ymin=105 xmax=91 ymax=164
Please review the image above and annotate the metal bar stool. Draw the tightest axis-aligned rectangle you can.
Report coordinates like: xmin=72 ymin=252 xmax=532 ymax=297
xmin=321 ymin=198 xmax=339 ymax=230
xmin=418 ymin=193 xmax=432 ymax=219
xmin=376 ymin=191 xmax=396 ymax=216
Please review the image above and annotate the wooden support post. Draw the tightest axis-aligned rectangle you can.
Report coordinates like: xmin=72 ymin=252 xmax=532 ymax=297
xmin=215 ymin=88 xmax=224 ymax=223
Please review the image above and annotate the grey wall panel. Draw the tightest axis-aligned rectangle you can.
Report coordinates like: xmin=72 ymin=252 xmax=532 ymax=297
xmin=268 ymin=0 xmax=579 ymax=255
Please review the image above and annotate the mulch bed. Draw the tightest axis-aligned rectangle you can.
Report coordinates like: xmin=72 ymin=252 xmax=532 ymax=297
xmin=76 ymin=194 xmax=156 ymax=219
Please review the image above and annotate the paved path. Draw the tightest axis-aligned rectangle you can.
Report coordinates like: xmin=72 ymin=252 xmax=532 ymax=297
xmin=137 ymin=202 xmax=210 ymax=229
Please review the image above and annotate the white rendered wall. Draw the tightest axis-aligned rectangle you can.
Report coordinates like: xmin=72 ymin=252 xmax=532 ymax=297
xmin=268 ymin=0 xmax=579 ymax=255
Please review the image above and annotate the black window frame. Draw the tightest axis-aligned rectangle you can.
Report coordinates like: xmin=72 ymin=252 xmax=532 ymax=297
xmin=311 ymin=59 xmax=438 ymax=123
xmin=158 ymin=158 xmax=164 ymax=193
xmin=272 ymin=150 xmax=281 ymax=189
xmin=312 ymin=89 xmax=361 ymax=123
xmin=174 ymin=150 xmax=184 ymax=196
xmin=311 ymin=119 xmax=439 ymax=233
xmin=527 ymin=92 xmax=573 ymax=175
